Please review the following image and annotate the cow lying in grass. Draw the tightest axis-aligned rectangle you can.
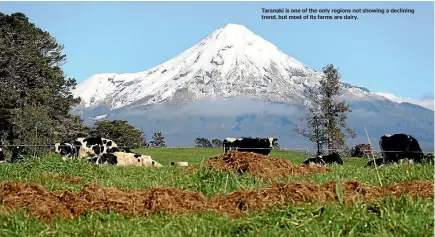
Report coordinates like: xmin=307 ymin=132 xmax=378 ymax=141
xmin=74 ymin=137 xmax=119 ymax=159
xmin=88 ymin=152 xmax=162 ymax=167
xmin=302 ymin=152 xmax=344 ymax=166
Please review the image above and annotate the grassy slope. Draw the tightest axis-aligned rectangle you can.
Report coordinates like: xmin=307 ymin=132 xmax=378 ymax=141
xmin=0 ymin=148 xmax=433 ymax=237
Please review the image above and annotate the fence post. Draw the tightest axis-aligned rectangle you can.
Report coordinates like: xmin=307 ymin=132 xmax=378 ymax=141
xmin=33 ymin=125 xmax=37 ymax=157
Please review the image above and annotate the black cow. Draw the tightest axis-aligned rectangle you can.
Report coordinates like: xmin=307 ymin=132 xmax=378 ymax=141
xmin=222 ymin=136 xmax=277 ymax=156
xmin=379 ymin=133 xmax=425 ymax=164
xmin=54 ymin=142 xmax=76 ymax=160
xmin=302 ymin=152 xmax=344 ymax=166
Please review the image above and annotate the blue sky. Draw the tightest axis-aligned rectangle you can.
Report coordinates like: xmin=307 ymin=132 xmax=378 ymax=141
xmin=3 ymin=1 xmax=434 ymax=104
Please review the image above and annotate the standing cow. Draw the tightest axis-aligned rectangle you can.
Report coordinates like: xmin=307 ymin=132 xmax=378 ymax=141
xmin=222 ymin=136 xmax=277 ymax=156
xmin=379 ymin=133 xmax=425 ymax=164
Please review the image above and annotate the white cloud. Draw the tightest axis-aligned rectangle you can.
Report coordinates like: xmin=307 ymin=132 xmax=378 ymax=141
xmin=374 ymin=92 xmax=434 ymax=111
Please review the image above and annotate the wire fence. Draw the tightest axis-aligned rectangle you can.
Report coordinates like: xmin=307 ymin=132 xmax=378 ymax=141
xmin=0 ymin=144 xmax=433 ymax=155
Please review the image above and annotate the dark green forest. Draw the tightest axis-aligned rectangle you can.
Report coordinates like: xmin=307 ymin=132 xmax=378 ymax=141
xmin=0 ymin=12 xmax=161 ymax=156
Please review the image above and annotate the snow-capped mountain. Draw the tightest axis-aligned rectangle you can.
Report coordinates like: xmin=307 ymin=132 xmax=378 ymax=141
xmin=72 ymin=23 xmax=434 ymax=151
xmin=72 ymin=23 xmax=385 ymax=109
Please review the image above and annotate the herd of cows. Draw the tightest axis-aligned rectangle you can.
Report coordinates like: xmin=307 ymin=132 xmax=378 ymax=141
xmin=0 ymin=133 xmax=433 ymax=168
xmin=0 ymin=137 xmax=163 ymax=167
xmin=222 ymin=133 xmax=434 ymax=168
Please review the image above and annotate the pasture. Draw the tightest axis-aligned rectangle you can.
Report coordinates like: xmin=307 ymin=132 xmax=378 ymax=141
xmin=0 ymin=148 xmax=433 ymax=237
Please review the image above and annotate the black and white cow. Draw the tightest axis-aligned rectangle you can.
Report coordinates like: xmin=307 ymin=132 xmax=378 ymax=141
xmin=222 ymin=136 xmax=277 ymax=156
xmin=88 ymin=152 xmax=162 ymax=167
xmin=302 ymin=157 xmax=326 ymax=166
xmin=54 ymin=142 xmax=76 ymax=160
xmin=74 ymin=137 xmax=118 ymax=159
xmin=379 ymin=133 xmax=426 ymax=164
xmin=0 ymin=147 xmax=5 ymax=163
xmin=302 ymin=152 xmax=344 ymax=166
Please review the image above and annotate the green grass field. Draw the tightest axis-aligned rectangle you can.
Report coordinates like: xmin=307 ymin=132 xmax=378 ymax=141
xmin=0 ymin=148 xmax=433 ymax=237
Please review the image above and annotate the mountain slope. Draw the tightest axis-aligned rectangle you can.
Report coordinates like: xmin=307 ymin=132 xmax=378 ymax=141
xmin=71 ymin=23 xmax=434 ymax=152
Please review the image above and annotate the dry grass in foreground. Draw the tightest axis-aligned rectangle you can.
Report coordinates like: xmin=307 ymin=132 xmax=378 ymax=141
xmin=200 ymin=151 xmax=331 ymax=179
xmin=0 ymin=179 xmax=432 ymax=222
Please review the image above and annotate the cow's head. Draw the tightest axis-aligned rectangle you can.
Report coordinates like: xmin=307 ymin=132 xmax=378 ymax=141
xmin=272 ymin=138 xmax=278 ymax=146
xmin=151 ymin=160 xmax=163 ymax=168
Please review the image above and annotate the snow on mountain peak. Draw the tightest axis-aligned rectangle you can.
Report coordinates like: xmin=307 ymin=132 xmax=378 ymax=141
xmin=72 ymin=23 xmax=371 ymax=110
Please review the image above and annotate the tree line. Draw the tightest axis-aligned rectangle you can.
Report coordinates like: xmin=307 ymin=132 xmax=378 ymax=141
xmin=0 ymin=12 xmax=355 ymax=157
xmin=85 ymin=120 xmax=168 ymax=148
